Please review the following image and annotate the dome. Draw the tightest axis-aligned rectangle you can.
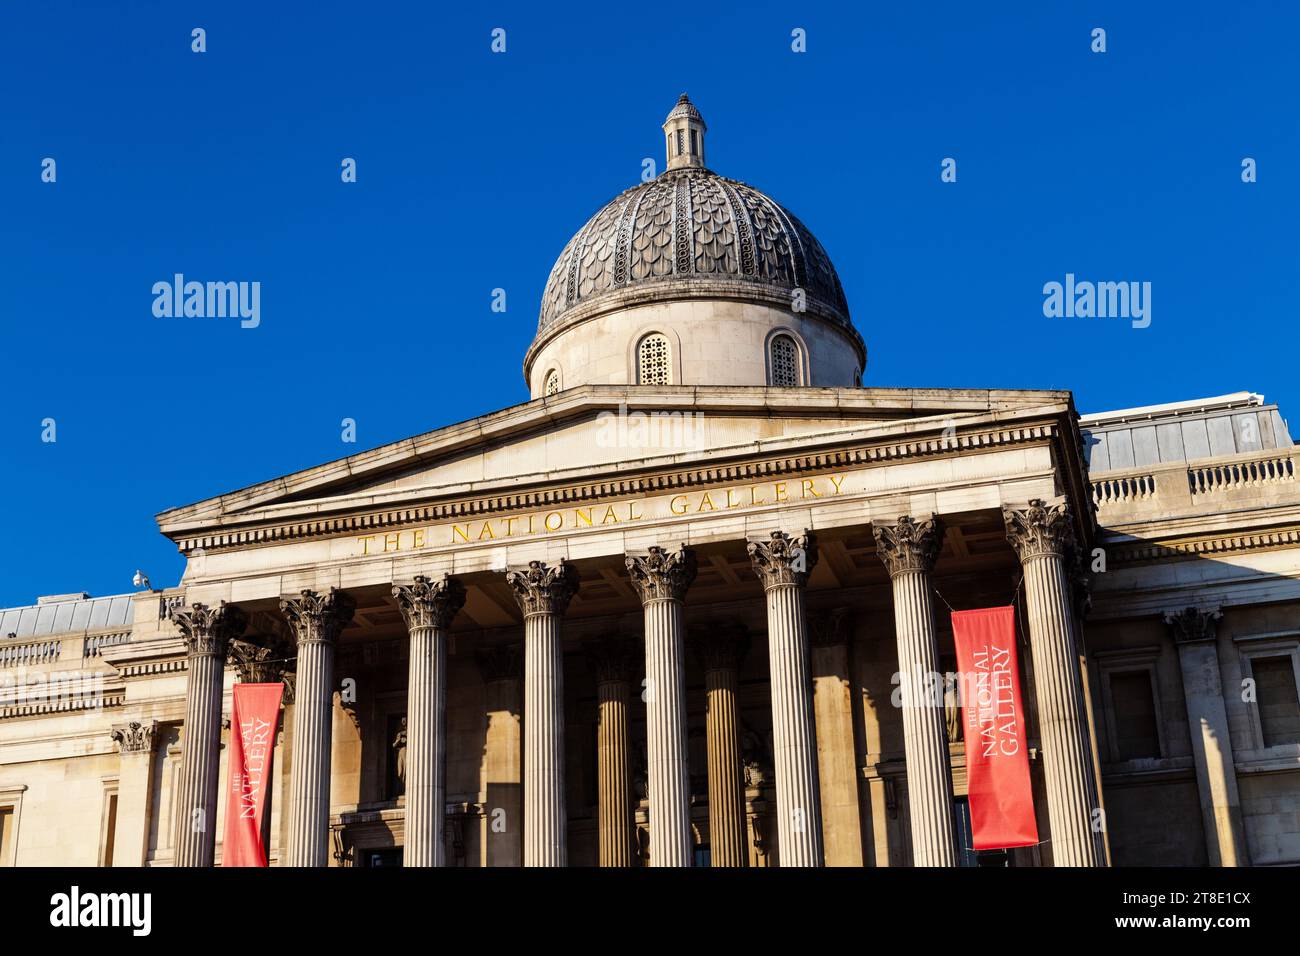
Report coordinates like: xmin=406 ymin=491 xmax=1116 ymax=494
xmin=536 ymin=166 xmax=852 ymax=335
xmin=524 ymin=95 xmax=865 ymax=397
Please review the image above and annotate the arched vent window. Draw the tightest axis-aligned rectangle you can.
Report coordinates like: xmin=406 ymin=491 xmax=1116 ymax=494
xmin=769 ymin=334 xmax=800 ymax=387
xmin=637 ymin=333 xmax=672 ymax=385
xmin=544 ymin=369 xmax=560 ymax=396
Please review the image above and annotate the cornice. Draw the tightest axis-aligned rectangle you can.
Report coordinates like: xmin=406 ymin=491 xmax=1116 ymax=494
xmin=156 ymin=386 xmax=1072 ymax=531
xmin=169 ymin=418 xmax=1063 ymax=556
xmin=1104 ymin=526 xmax=1300 ymax=565
xmin=0 ymin=691 xmax=126 ymax=721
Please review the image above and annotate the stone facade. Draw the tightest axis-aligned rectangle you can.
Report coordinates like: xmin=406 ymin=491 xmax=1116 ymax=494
xmin=1 ymin=100 xmax=1297 ymax=869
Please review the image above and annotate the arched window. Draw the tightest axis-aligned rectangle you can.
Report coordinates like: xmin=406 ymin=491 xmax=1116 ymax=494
xmin=769 ymin=334 xmax=800 ymax=387
xmin=637 ymin=333 xmax=672 ymax=385
xmin=544 ymin=369 xmax=560 ymax=396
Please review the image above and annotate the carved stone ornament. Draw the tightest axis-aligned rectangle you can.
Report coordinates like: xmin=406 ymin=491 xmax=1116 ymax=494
xmin=229 ymin=638 xmax=293 ymax=685
xmin=694 ymin=625 xmax=749 ymax=673
xmin=393 ymin=574 xmax=467 ymax=631
xmin=871 ymin=515 xmax=943 ymax=577
xmin=171 ymin=601 xmax=247 ymax=659
xmin=587 ymin=637 xmax=640 ymax=685
xmin=625 ymin=545 xmax=697 ymax=604
xmin=1003 ymin=498 xmax=1075 ymax=562
xmin=279 ymin=588 xmax=356 ymax=645
xmin=110 ymin=720 xmax=157 ymax=754
xmin=747 ymin=530 xmax=818 ymax=588
xmin=505 ymin=559 xmax=580 ymax=617
xmin=1164 ymin=606 xmax=1223 ymax=645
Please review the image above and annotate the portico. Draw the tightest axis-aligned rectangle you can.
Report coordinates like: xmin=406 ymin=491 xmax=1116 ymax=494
xmin=156 ymin=383 xmax=1107 ymax=867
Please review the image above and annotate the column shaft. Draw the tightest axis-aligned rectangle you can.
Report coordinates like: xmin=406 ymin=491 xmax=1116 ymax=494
xmin=1021 ymin=553 xmax=1102 ymax=866
xmin=873 ymin=515 xmax=956 ymax=867
xmin=405 ymin=624 xmax=447 ymax=866
xmin=596 ymin=672 xmax=635 ymax=866
xmin=644 ymin=597 xmax=693 ymax=866
xmin=524 ymin=611 xmax=567 ymax=866
xmin=891 ymin=569 xmax=957 ymax=866
xmin=507 ymin=560 xmax=579 ymax=868
xmin=287 ymin=635 xmax=334 ymax=866
xmin=393 ymin=575 xmax=465 ymax=868
xmin=280 ymin=588 xmax=354 ymax=868
xmin=170 ymin=602 xmax=245 ymax=867
xmin=704 ymin=656 xmax=748 ymax=866
xmin=174 ymin=651 xmax=224 ymax=866
xmin=765 ymin=584 xmax=824 ymax=866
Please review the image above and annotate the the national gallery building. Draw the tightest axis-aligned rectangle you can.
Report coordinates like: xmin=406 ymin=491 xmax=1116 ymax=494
xmin=2 ymin=97 xmax=1298 ymax=868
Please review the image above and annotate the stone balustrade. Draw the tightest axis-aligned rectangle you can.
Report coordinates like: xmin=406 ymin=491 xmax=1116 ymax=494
xmin=1092 ymin=447 xmax=1300 ymax=523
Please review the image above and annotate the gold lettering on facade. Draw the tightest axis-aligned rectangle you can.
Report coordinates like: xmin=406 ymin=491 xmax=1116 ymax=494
xmin=364 ymin=473 xmax=850 ymax=555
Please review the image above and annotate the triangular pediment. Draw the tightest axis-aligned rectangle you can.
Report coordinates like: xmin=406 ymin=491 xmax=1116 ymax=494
xmin=156 ymin=385 xmax=1075 ymax=541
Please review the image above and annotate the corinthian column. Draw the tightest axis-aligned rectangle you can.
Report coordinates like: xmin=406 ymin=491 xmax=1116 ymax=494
xmin=588 ymin=639 xmax=638 ymax=867
xmin=748 ymin=530 xmax=824 ymax=867
xmin=279 ymin=588 xmax=355 ymax=867
xmin=872 ymin=515 xmax=956 ymax=867
xmin=393 ymin=574 xmax=467 ymax=867
xmin=171 ymin=601 xmax=246 ymax=867
xmin=696 ymin=626 xmax=749 ymax=867
xmin=1003 ymin=499 xmax=1102 ymax=867
xmin=506 ymin=559 xmax=580 ymax=867
xmin=626 ymin=545 xmax=697 ymax=867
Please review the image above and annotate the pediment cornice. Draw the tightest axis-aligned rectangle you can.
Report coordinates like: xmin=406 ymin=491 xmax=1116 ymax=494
xmin=164 ymin=406 xmax=1074 ymax=557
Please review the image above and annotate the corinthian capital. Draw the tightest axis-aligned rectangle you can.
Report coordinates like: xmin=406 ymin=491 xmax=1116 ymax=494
xmin=505 ymin=559 xmax=580 ymax=616
xmin=626 ymin=545 xmax=697 ymax=604
xmin=587 ymin=637 xmax=640 ymax=685
xmin=393 ymin=574 xmax=467 ymax=631
xmin=693 ymin=625 xmax=749 ymax=673
xmin=872 ymin=515 xmax=942 ymax=577
xmin=229 ymin=638 xmax=293 ymax=684
xmin=172 ymin=601 xmax=247 ymax=658
xmin=279 ymin=588 xmax=356 ymax=646
xmin=1164 ymin=606 xmax=1223 ymax=645
xmin=748 ymin=530 xmax=818 ymax=588
xmin=110 ymin=720 xmax=158 ymax=755
xmin=1003 ymin=498 xmax=1075 ymax=562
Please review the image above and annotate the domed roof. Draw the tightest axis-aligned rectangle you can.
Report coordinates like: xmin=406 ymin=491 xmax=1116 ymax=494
xmin=536 ymin=98 xmax=851 ymax=338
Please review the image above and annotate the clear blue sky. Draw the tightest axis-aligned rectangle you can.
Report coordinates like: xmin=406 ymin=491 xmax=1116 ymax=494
xmin=1 ymin=2 xmax=1296 ymax=607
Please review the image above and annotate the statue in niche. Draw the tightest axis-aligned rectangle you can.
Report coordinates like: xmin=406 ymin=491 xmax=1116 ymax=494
xmin=740 ymin=727 xmax=770 ymax=789
xmin=391 ymin=716 xmax=408 ymax=797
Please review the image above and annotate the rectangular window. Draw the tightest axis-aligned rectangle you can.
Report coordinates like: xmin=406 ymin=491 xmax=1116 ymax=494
xmin=690 ymin=130 xmax=698 ymax=155
xmin=1253 ymin=655 xmax=1300 ymax=746
xmin=1109 ymin=670 xmax=1161 ymax=760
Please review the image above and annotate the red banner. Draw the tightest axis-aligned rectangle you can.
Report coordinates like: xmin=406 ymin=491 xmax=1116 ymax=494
xmin=222 ymin=683 xmax=283 ymax=867
xmin=951 ymin=606 xmax=1038 ymax=850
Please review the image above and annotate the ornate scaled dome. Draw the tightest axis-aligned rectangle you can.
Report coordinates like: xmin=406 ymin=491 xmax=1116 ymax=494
xmin=524 ymin=95 xmax=865 ymax=397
